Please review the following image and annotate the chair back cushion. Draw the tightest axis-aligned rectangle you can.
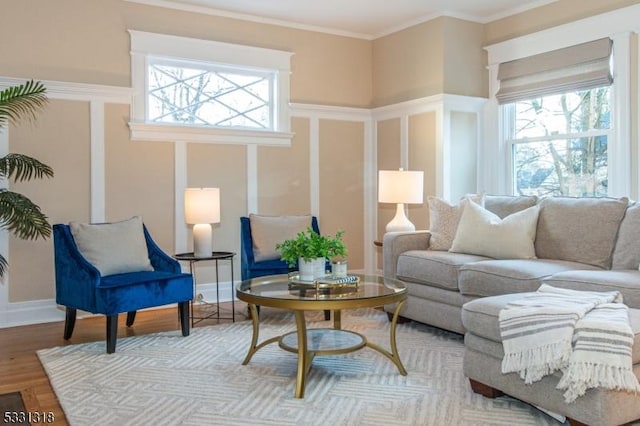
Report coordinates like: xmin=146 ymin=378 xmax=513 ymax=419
xmin=70 ymin=216 xmax=153 ymax=276
xmin=249 ymin=214 xmax=312 ymax=262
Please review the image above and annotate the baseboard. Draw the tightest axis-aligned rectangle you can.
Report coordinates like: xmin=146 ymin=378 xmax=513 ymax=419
xmin=0 ymin=280 xmax=236 ymax=329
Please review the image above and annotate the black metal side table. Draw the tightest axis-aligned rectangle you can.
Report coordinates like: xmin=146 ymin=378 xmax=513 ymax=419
xmin=174 ymin=251 xmax=236 ymax=326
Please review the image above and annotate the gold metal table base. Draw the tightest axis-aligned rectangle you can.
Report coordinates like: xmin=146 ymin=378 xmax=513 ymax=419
xmin=241 ymin=301 xmax=407 ymax=398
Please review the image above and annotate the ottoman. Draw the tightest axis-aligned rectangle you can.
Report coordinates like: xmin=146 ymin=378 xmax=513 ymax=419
xmin=461 ymin=293 xmax=640 ymax=426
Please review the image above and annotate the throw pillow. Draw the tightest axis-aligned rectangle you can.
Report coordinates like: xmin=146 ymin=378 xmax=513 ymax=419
xmin=249 ymin=214 xmax=312 ymax=262
xmin=69 ymin=216 xmax=153 ymax=276
xmin=484 ymin=194 xmax=538 ymax=219
xmin=450 ymin=199 xmax=539 ymax=259
xmin=535 ymin=196 xmax=628 ymax=269
xmin=609 ymin=202 xmax=640 ymax=270
xmin=427 ymin=194 xmax=484 ymax=251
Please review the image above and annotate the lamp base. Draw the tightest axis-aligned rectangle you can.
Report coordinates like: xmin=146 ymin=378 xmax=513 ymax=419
xmin=385 ymin=203 xmax=416 ymax=233
xmin=193 ymin=223 xmax=212 ymax=258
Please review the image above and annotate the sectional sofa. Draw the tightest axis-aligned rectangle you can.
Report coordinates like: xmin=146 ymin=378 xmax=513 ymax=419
xmin=383 ymin=195 xmax=640 ymax=425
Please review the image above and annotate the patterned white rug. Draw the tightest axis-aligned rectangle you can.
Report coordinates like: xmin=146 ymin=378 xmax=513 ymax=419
xmin=38 ymin=309 xmax=560 ymax=425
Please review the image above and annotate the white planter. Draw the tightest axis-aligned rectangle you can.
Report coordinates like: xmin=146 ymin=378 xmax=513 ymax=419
xmin=298 ymin=257 xmax=325 ymax=281
xmin=314 ymin=257 xmax=326 ymax=278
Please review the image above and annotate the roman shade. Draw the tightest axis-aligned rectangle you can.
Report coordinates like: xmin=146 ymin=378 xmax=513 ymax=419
xmin=496 ymin=38 xmax=613 ymax=104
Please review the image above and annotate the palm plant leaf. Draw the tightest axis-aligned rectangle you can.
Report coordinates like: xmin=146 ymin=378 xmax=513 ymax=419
xmin=0 ymin=153 xmax=53 ymax=182
xmin=0 ymin=189 xmax=51 ymax=240
xmin=0 ymin=80 xmax=48 ymax=128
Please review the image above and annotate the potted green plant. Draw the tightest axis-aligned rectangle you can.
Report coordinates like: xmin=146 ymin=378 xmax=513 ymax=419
xmin=276 ymin=227 xmax=346 ymax=281
xmin=0 ymin=80 xmax=53 ymax=277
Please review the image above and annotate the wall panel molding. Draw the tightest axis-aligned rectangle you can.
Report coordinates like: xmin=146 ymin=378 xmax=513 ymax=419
xmin=0 ymin=74 xmax=486 ymax=326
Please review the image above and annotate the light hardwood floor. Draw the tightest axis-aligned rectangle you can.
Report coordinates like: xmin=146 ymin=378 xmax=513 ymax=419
xmin=0 ymin=301 xmax=246 ymax=425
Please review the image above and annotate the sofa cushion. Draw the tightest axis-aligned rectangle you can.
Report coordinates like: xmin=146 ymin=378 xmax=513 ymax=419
xmin=396 ymin=250 xmax=490 ymax=291
xmin=534 ymin=196 xmax=628 ymax=269
xmin=427 ymin=194 xmax=483 ymax=251
xmin=458 ymin=259 xmax=600 ymax=298
xmin=542 ymin=269 xmax=640 ymax=309
xmin=461 ymin=293 xmax=640 ymax=364
xmin=450 ymin=200 xmax=539 ymax=260
xmin=69 ymin=216 xmax=153 ymax=276
xmin=484 ymin=194 xmax=538 ymax=219
xmin=249 ymin=214 xmax=312 ymax=262
xmin=612 ymin=203 xmax=640 ymax=270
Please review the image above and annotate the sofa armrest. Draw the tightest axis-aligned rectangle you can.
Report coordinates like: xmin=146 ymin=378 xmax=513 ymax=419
xmin=383 ymin=230 xmax=431 ymax=280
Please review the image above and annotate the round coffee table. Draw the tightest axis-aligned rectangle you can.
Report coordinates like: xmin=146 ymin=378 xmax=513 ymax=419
xmin=236 ymin=273 xmax=407 ymax=398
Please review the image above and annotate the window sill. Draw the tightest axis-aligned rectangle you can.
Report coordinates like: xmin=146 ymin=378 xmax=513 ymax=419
xmin=128 ymin=122 xmax=293 ymax=146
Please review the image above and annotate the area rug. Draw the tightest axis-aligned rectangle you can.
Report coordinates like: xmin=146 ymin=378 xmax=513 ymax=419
xmin=38 ymin=309 xmax=560 ymax=425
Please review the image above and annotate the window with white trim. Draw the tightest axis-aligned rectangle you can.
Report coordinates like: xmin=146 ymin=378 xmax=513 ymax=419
xmin=129 ymin=31 xmax=293 ymax=146
xmin=505 ymin=87 xmax=611 ymax=197
xmin=497 ymin=38 xmax=614 ymax=197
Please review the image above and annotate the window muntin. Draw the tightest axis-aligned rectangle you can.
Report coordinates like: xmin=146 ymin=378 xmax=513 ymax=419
xmin=147 ymin=58 xmax=276 ymax=130
xmin=506 ymin=87 xmax=611 ymax=197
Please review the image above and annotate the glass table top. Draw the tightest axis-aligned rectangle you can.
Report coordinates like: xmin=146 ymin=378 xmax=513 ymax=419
xmin=236 ymin=274 xmax=406 ymax=302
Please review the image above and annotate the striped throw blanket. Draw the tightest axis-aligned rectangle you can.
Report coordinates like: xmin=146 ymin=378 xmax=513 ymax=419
xmin=499 ymin=284 xmax=640 ymax=403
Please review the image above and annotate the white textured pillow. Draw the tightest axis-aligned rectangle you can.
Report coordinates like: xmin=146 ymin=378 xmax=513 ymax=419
xmin=249 ymin=214 xmax=312 ymax=262
xmin=428 ymin=194 xmax=484 ymax=251
xmin=70 ymin=216 xmax=153 ymax=276
xmin=450 ymin=200 xmax=539 ymax=259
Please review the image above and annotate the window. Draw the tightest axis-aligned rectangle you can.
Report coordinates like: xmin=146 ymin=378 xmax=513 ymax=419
xmin=495 ymin=38 xmax=614 ymax=197
xmin=505 ymin=87 xmax=611 ymax=197
xmin=129 ymin=31 xmax=293 ymax=145
xmin=148 ymin=58 xmax=275 ymax=130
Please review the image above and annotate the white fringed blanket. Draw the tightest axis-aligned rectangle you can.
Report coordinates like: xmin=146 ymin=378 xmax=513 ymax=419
xmin=499 ymin=284 xmax=640 ymax=403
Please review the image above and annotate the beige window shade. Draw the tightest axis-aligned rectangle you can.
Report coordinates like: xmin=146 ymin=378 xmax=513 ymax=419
xmin=496 ymin=38 xmax=613 ymax=104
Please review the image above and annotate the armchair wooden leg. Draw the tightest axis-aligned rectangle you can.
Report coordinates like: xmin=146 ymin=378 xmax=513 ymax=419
xmin=126 ymin=311 xmax=136 ymax=327
xmin=179 ymin=301 xmax=190 ymax=337
xmin=106 ymin=315 xmax=118 ymax=354
xmin=63 ymin=308 xmax=77 ymax=340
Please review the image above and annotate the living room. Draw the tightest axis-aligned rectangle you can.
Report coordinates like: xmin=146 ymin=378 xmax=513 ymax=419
xmin=1 ymin=0 xmax=640 ymax=424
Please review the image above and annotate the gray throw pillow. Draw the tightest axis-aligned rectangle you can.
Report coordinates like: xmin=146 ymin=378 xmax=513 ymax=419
xmin=70 ymin=216 xmax=153 ymax=276
xmin=249 ymin=214 xmax=312 ymax=262
xmin=534 ymin=197 xmax=628 ymax=269
xmin=484 ymin=195 xmax=538 ymax=219
xmin=612 ymin=203 xmax=640 ymax=270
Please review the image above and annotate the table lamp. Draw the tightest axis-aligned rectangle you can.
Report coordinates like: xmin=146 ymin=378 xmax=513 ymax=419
xmin=185 ymin=188 xmax=220 ymax=258
xmin=378 ymin=168 xmax=424 ymax=232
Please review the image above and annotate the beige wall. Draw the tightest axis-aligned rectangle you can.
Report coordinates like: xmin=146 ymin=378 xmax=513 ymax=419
xmin=319 ymin=120 xmax=365 ymax=269
xmin=105 ymin=104 xmax=175 ymax=251
xmin=443 ymin=19 xmax=487 ymax=98
xmin=408 ymin=112 xmax=436 ymax=231
xmin=376 ymin=119 xmax=401 ymax=239
xmin=2 ymin=0 xmax=638 ymax=306
xmin=9 ymin=100 xmax=90 ymax=301
xmin=485 ymin=0 xmax=640 ymax=44
xmin=258 ymin=118 xmax=311 ymax=215
xmin=186 ymin=143 xmax=247 ymax=284
xmin=372 ymin=17 xmax=487 ymax=107
xmin=372 ymin=19 xmax=445 ymax=107
xmin=0 ymin=0 xmax=372 ymax=108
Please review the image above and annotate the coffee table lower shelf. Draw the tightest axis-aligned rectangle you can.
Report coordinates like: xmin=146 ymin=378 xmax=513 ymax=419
xmin=240 ymin=303 xmax=407 ymax=398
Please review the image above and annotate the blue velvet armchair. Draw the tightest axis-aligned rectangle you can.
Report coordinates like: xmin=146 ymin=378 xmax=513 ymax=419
xmin=53 ymin=223 xmax=193 ymax=354
xmin=240 ymin=215 xmax=321 ymax=280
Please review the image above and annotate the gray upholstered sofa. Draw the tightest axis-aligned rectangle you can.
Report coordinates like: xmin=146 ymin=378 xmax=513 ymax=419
xmin=383 ymin=195 xmax=640 ymax=332
xmin=383 ymin=195 xmax=640 ymax=425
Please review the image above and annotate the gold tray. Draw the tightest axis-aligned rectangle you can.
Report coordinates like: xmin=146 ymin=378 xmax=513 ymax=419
xmin=288 ymin=273 xmax=359 ymax=290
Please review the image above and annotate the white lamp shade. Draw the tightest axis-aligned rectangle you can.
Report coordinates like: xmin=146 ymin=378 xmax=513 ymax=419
xmin=378 ymin=170 xmax=424 ymax=204
xmin=185 ymin=188 xmax=221 ymax=224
